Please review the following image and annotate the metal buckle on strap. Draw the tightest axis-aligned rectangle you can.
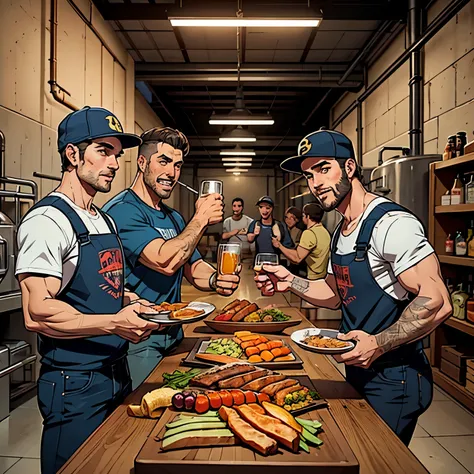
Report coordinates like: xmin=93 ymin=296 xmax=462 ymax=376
xmin=354 ymin=243 xmax=371 ymax=262
xmin=78 ymin=233 xmax=91 ymax=245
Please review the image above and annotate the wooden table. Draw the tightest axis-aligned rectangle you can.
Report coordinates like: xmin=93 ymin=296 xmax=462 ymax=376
xmin=59 ymin=272 xmax=428 ymax=474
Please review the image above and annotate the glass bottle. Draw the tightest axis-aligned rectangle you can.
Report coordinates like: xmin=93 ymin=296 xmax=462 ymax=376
xmin=467 ymin=275 xmax=474 ymax=324
xmin=448 ymin=135 xmax=457 ymax=159
xmin=456 ymin=131 xmax=467 ymax=157
xmin=468 ymin=220 xmax=474 ymax=258
xmin=451 ymin=174 xmax=464 ymax=205
xmin=455 ymin=230 xmax=467 ymax=256
xmin=465 ymin=174 xmax=474 ymax=204
xmin=452 ymin=283 xmax=469 ymax=320
xmin=445 ymin=233 xmax=454 ymax=254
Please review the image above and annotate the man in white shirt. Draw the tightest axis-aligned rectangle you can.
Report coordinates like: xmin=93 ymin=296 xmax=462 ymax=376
xmin=15 ymin=106 xmax=159 ymax=474
xmin=222 ymin=197 xmax=253 ymax=255
xmin=255 ymin=129 xmax=452 ymax=446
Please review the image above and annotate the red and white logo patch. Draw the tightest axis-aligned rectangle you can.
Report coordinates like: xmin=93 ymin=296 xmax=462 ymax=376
xmin=98 ymin=248 xmax=123 ymax=299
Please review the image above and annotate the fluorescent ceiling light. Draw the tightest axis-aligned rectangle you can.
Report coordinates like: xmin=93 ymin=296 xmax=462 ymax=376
xmin=220 ymin=151 xmax=255 ymax=156
xmin=221 ymin=157 xmax=253 ymax=162
xmin=210 ymin=118 xmax=274 ymax=125
xmin=220 ymin=136 xmax=256 ymax=142
xmin=226 ymin=168 xmax=249 ymax=172
xmin=170 ymin=18 xmax=321 ymax=27
xmin=219 ymin=126 xmax=256 ymax=143
xmin=223 ymin=162 xmax=252 ymax=167
xmin=233 ymin=172 xmax=241 ymax=176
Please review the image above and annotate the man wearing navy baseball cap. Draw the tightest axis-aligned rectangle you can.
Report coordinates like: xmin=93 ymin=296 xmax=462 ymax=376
xmin=15 ymin=106 xmax=161 ymax=474
xmin=255 ymin=129 xmax=451 ymax=446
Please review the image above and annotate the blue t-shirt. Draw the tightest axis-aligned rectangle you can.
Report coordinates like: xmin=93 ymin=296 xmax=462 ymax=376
xmin=248 ymin=219 xmax=294 ymax=255
xmin=103 ymin=189 xmax=202 ymax=304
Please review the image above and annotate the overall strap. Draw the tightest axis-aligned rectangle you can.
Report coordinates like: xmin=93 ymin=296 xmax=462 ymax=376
xmin=27 ymin=196 xmax=90 ymax=244
xmin=331 ymin=220 xmax=344 ymax=254
xmin=96 ymin=207 xmax=117 ymax=234
xmin=354 ymin=202 xmax=407 ymax=262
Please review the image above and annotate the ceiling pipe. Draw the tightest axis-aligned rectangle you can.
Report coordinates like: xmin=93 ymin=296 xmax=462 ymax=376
xmin=302 ymin=89 xmax=332 ymax=126
xmin=333 ymin=0 xmax=469 ymax=129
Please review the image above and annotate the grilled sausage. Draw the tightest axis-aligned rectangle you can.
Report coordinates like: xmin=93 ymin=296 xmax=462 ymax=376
xmin=222 ymin=299 xmax=241 ymax=312
xmin=261 ymin=379 xmax=299 ymax=397
xmin=241 ymin=374 xmax=286 ymax=392
xmin=218 ymin=368 xmax=272 ymax=389
xmin=274 ymin=384 xmax=303 ymax=406
xmin=232 ymin=303 xmax=258 ymax=322
xmin=228 ymin=300 xmax=250 ymax=315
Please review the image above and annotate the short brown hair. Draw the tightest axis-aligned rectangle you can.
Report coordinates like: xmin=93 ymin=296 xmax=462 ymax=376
xmin=303 ymin=203 xmax=324 ymax=222
xmin=285 ymin=206 xmax=302 ymax=221
xmin=139 ymin=127 xmax=190 ymax=160
xmin=60 ymin=140 xmax=91 ymax=172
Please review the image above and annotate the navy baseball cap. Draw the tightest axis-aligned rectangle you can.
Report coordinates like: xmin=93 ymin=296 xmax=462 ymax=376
xmin=57 ymin=106 xmax=142 ymax=152
xmin=280 ymin=130 xmax=355 ymax=174
xmin=256 ymin=196 xmax=274 ymax=207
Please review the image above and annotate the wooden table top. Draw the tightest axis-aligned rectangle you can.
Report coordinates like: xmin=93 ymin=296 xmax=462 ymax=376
xmin=59 ymin=270 xmax=428 ymax=474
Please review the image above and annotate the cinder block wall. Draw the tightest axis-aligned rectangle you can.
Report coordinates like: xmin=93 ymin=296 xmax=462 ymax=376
xmin=331 ymin=0 xmax=474 ymax=167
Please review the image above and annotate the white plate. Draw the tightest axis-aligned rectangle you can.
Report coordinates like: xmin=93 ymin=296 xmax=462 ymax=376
xmin=141 ymin=302 xmax=216 ymax=326
xmin=291 ymin=328 xmax=355 ymax=354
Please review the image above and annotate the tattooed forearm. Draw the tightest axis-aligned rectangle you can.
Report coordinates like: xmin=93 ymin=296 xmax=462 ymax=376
xmin=375 ymin=296 xmax=436 ymax=354
xmin=291 ymin=277 xmax=310 ymax=294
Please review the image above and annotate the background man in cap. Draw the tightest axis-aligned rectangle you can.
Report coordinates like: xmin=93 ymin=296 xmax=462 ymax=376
xmin=255 ymin=129 xmax=452 ymax=446
xmin=103 ymin=127 xmax=241 ymax=388
xmin=15 ymin=106 xmax=160 ymax=474
xmin=247 ymin=196 xmax=293 ymax=258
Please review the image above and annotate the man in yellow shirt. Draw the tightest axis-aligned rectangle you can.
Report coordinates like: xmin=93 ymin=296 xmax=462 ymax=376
xmin=273 ymin=203 xmax=330 ymax=280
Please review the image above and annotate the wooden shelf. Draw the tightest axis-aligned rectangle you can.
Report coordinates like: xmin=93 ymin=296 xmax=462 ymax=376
xmin=444 ymin=317 xmax=474 ymax=337
xmin=435 ymin=204 xmax=474 ymax=213
xmin=433 ymin=368 xmax=474 ymax=412
xmin=438 ymin=255 xmax=474 ymax=267
xmin=434 ymin=152 xmax=474 ymax=170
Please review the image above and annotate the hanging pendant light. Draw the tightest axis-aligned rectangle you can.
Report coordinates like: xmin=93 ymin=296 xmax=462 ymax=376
xmin=219 ymin=126 xmax=256 ymax=142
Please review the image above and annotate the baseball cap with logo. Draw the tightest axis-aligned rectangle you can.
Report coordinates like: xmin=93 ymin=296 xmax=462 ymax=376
xmin=57 ymin=106 xmax=142 ymax=152
xmin=280 ymin=130 xmax=355 ymax=174
xmin=256 ymin=196 xmax=274 ymax=207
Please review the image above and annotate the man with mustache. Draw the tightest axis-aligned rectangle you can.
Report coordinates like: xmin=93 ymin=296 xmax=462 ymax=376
xmin=104 ymin=127 xmax=240 ymax=388
xmin=255 ymin=129 xmax=452 ymax=446
xmin=15 ymin=106 xmax=160 ymax=474
xmin=222 ymin=197 xmax=253 ymax=257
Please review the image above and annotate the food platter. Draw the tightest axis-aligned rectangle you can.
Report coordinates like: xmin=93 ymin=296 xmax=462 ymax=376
xmin=291 ymin=328 xmax=355 ymax=354
xmin=141 ymin=302 xmax=215 ymax=326
xmin=205 ymin=318 xmax=301 ymax=334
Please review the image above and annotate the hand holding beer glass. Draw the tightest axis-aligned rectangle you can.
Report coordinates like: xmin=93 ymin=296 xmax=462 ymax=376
xmin=218 ymin=243 xmax=241 ymax=275
xmin=254 ymin=253 xmax=279 ymax=274
xmin=200 ymin=180 xmax=223 ymax=197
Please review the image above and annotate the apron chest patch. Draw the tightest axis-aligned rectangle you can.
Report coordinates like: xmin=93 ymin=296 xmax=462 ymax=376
xmin=333 ymin=263 xmax=356 ymax=305
xmin=98 ymin=248 xmax=124 ymax=297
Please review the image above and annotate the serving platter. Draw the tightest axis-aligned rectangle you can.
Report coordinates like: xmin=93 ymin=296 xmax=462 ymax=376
xmin=291 ymin=328 xmax=355 ymax=354
xmin=182 ymin=337 xmax=304 ymax=369
xmin=204 ymin=317 xmax=302 ymax=334
xmin=141 ymin=302 xmax=216 ymax=326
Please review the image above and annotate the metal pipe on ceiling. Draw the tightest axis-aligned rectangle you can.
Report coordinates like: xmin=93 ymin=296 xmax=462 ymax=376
xmin=302 ymin=89 xmax=332 ymax=126
xmin=333 ymin=0 xmax=469 ymax=128
xmin=357 ymin=103 xmax=363 ymax=166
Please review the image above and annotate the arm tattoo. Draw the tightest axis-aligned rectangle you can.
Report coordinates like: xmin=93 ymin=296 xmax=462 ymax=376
xmin=175 ymin=220 xmax=203 ymax=256
xmin=375 ymin=296 xmax=434 ymax=354
xmin=291 ymin=276 xmax=310 ymax=294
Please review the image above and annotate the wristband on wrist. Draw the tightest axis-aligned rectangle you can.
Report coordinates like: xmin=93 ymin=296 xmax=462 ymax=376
xmin=209 ymin=272 xmax=218 ymax=291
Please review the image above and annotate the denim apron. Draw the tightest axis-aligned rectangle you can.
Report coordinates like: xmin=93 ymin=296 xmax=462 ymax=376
xmin=25 ymin=196 xmax=132 ymax=474
xmin=331 ymin=201 xmax=432 ymax=445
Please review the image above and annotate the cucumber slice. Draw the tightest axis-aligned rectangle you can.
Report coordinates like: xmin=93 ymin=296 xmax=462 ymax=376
xmin=296 ymin=417 xmax=322 ymax=430
xmin=178 ymin=411 xmax=219 ymax=418
xmin=298 ymin=423 xmax=317 ymax=435
xmin=301 ymin=428 xmax=323 ymax=446
xmin=164 ymin=421 xmax=227 ymax=439
xmin=162 ymin=429 xmax=234 ymax=451
xmin=299 ymin=438 xmax=310 ymax=453
xmin=166 ymin=417 xmax=220 ymax=429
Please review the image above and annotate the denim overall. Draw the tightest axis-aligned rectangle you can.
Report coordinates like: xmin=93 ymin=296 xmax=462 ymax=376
xmin=26 ymin=196 xmax=132 ymax=474
xmin=331 ymin=202 xmax=433 ymax=445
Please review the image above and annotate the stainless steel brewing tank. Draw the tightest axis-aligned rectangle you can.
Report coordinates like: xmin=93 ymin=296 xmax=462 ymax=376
xmin=0 ymin=212 xmax=19 ymax=294
xmin=369 ymin=154 xmax=441 ymax=229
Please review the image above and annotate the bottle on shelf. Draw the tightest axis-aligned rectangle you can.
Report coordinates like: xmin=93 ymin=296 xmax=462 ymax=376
xmin=446 ymin=278 xmax=454 ymax=294
xmin=451 ymin=174 xmax=464 ymax=205
xmin=456 ymin=131 xmax=467 ymax=157
xmin=468 ymin=220 xmax=474 ymax=258
xmin=448 ymin=135 xmax=457 ymax=160
xmin=452 ymin=283 xmax=469 ymax=320
xmin=445 ymin=233 xmax=454 ymax=255
xmin=467 ymin=275 xmax=474 ymax=324
xmin=465 ymin=173 xmax=474 ymax=204
xmin=455 ymin=230 xmax=467 ymax=256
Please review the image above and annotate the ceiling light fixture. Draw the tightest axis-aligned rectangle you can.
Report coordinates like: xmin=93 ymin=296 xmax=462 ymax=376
xmin=220 ymin=145 xmax=255 ymax=156
xmin=233 ymin=172 xmax=241 ymax=176
xmin=223 ymin=162 xmax=252 ymax=167
xmin=219 ymin=126 xmax=256 ymax=142
xmin=170 ymin=18 xmax=321 ymax=27
xmin=221 ymin=157 xmax=252 ymax=162
xmin=226 ymin=168 xmax=249 ymax=173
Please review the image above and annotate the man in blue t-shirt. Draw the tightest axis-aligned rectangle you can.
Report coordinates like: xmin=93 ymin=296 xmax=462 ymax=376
xmin=247 ymin=196 xmax=294 ymax=258
xmin=104 ymin=127 xmax=241 ymax=388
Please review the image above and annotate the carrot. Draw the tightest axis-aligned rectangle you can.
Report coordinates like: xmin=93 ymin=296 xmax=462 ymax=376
xmin=248 ymin=355 xmax=263 ymax=363
xmin=256 ymin=343 xmax=269 ymax=352
xmin=274 ymin=355 xmax=295 ymax=362
xmin=257 ymin=393 xmax=271 ymax=404
xmin=233 ymin=337 xmax=242 ymax=344
xmin=218 ymin=390 xmax=233 ymax=407
xmin=241 ymin=340 xmax=256 ymax=349
xmin=279 ymin=347 xmax=291 ymax=356
xmin=246 ymin=347 xmax=260 ymax=357
xmin=267 ymin=340 xmax=283 ymax=350
xmin=195 ymin=394 xmax=210 ymax=414
xmin=230 ymin=389 xmax=246 ymax=405
xmin=271 ymin=348 xmax=282 ymax=358
xmin=240 ymin=335 xmax=261 ymax=341
xmin=258 ymin=336 xmax=269 ymax=343
xmin=208 ymin=392 xmax=222 ymax=411
xmin=260 ymin=350 xmax=274 ymax=362
xmin=244 ymin=391 xmax=257 ymax=404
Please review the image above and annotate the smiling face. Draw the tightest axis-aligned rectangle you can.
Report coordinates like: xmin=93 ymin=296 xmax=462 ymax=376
xmin=232 ymin=200 xmax=243 ymax=217
xmin=284 ymin=212 xmax=298 ymax=229
xmin=74 ymin=137 xmax=122 ymax=193
xmin=140 ymin=142 xmax=183 ymax=199
xmin=301 ymin=157 xmax=353 ymax=211
xmin=258 ymin=204 xmax=273 ymax=220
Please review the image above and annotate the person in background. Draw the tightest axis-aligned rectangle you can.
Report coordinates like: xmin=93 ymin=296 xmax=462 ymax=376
xmin=247 ymin=196 xmax=293 ymax=257
xmin=274 ymin=202 xmax=330 ymax=280
xmin=284 ymin=206 xmax=303 ymax=246
xmin=15 ymin=106 xmax=160 ymax=474
xmin=222 ymin=197 xmax=253 ymax=257
xmin=103 ymin=127 xmax=241 ymax=389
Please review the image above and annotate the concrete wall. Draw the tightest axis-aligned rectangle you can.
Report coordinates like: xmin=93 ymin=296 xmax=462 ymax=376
xmin=331 ymin=0 xmax=474 ymax=168
xmin=0 ymin=0 xmax=138 ymax=210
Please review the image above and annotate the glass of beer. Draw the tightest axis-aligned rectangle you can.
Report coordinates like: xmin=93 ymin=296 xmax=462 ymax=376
xmin=200 ymin=180 xmax=223 ymax=197
xmin=218 ymin=243 xmax=241 ymax=275
xmin=254 ymin=253 xmax=279 ymax=274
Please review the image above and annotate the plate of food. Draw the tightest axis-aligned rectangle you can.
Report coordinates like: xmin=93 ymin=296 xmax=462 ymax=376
xmin=205 ymin=299 xmax=301 ymax=334
xmin=291 ymin=328 xmax=355 ymax=354
xmin=141 ymin=301 xmax=216 ymax=326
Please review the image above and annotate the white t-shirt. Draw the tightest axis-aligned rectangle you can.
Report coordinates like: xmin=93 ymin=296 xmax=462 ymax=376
xmin=15 ymin=192 xmax=116 ymax=293
xmin=327 ymin=197 xmax=434 ymax=300
xmin=222 ymin=215 xmax=254 ymax=250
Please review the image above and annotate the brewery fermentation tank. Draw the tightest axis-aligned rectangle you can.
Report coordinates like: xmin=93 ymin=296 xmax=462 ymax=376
xmin=370 ymin=153 xmax=441 ymax=230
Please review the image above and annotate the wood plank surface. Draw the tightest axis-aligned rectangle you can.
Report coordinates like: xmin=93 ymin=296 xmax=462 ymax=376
xmin=59 ymin=272 xmax=427 ymax=474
